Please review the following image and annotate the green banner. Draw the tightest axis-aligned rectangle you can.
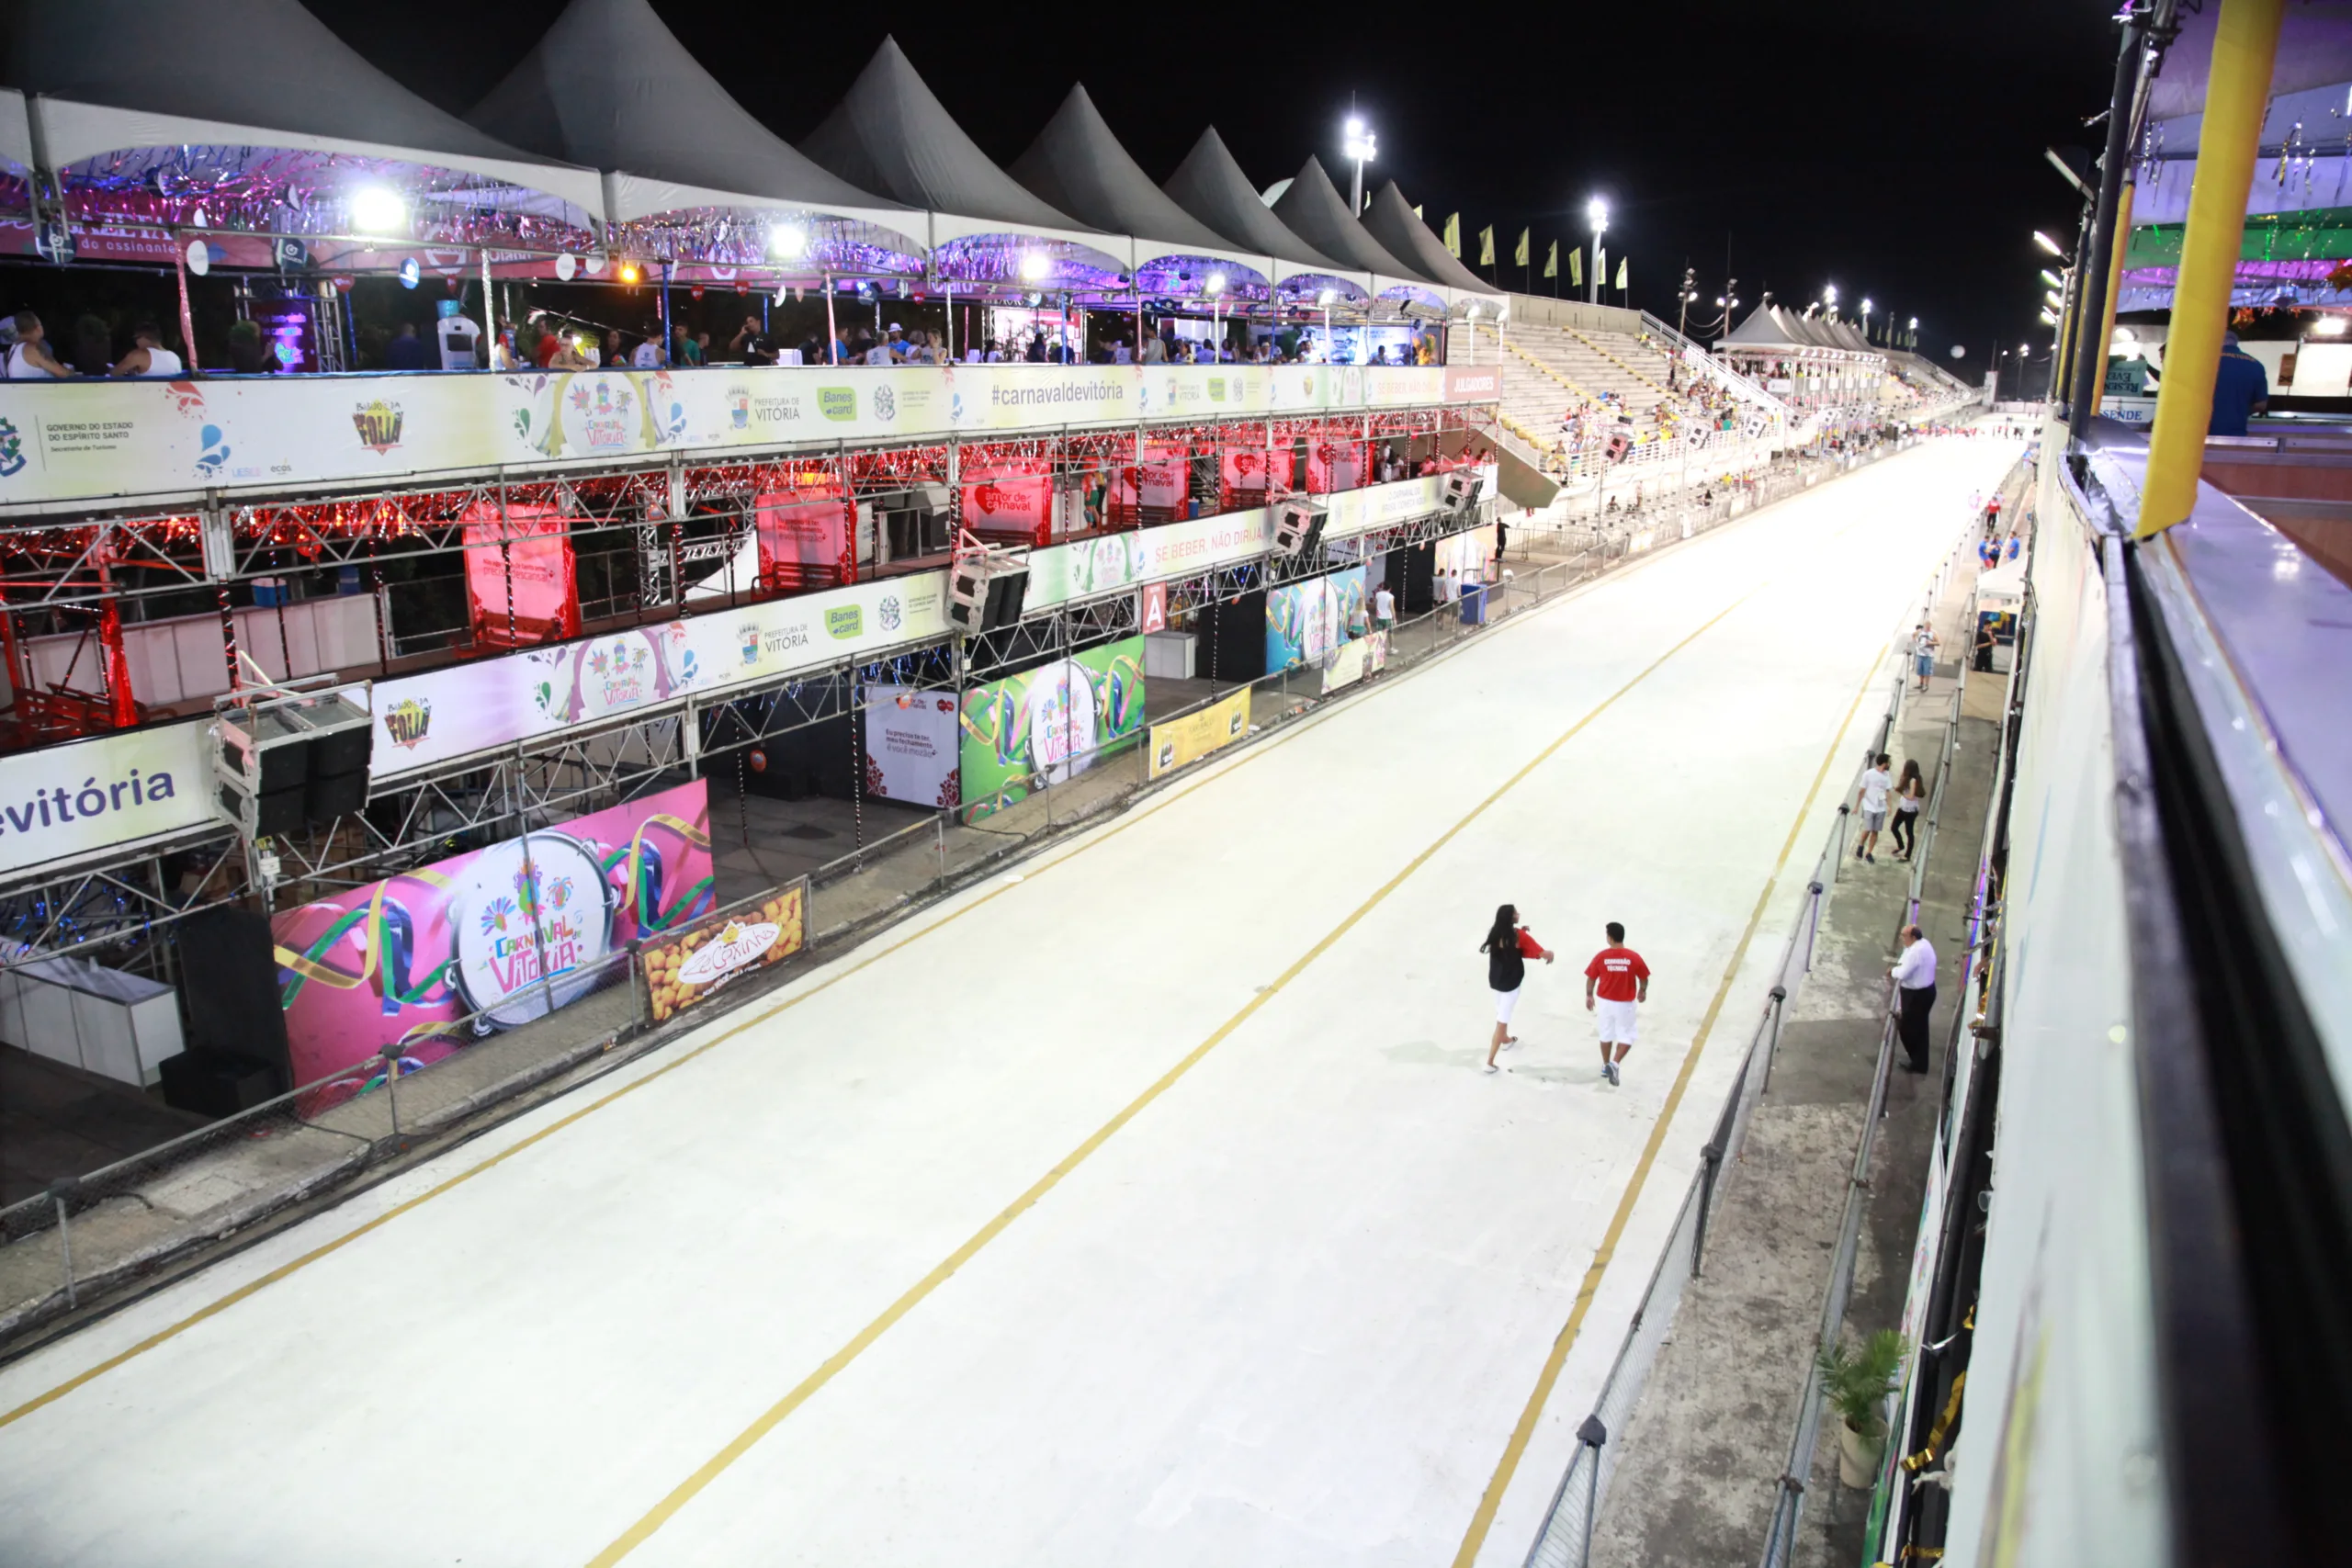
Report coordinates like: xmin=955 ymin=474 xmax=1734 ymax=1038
xmin=958 ymin=636 xmax=1148 ymax=820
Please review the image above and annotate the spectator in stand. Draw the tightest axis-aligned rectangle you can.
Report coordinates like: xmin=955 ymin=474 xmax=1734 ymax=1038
xmin=1142 ymin=333 xmax=1168 ymax=364
xmin=226 ymin=319 xmax=274 ymax=374
xmin=1024 ymin=332 xmax=1047 ymax=364
xmin=531 ymin=321 xmax=562 ymax=368
xmin=67 ymin=314 xmax=113 ymax=376
xmin=110 ymin=322 xmax=183 ymax=378
xmin=728 ymin=315 xmax=774 ymax=365
xmin=548 ymin=332 xmax=595 ymax=371
xmin=381 ymin=320 xmax=431 ymax=370
xmin=630 ymin=324 xmax=666 ymax=368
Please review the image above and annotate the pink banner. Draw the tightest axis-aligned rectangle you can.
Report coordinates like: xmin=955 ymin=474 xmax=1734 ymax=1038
xmin=961 ymin=464 xmax=1053 ymax=545
xmin=1306 ymin=439 xmax=1365 ymax=495
xmin=271 ymin=779 xmax=715 ymax=1097
xmin=754 ymin=486 xmax=850 ymax=591
xmin=464 ymin=501 xmax=581 ymax=649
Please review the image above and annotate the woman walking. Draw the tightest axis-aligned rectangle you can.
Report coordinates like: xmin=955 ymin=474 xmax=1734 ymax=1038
xmin=1890 ymin=758 xmax=1928 ymax=863
xmin=1480 ymin=904 xmax=1555 ymax=1073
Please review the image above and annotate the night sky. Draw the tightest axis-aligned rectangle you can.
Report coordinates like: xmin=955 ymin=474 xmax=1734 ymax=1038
xmin=304 ymin=0 xmax=2122 ymax=389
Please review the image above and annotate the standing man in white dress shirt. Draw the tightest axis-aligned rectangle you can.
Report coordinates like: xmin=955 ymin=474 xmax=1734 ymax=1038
xmin=1890 ymin=924 xmax=1938 ymax=1074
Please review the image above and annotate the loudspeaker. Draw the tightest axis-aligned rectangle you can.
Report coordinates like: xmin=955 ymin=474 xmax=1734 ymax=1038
xmin=1272 ymin=498 xmax=1327 ymax=558
xmin=176 ymin=906 xmax=290 ymax=1085
xmin=158 ymin=1049 xmax=281 ymax=1118
xmin=1442 ymin=469 xmax=1485 ymax=514
xmin=982 ymin=568 xmax=1028 ymax=630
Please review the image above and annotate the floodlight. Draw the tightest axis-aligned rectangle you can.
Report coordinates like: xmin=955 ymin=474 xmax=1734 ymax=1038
xmin=350 ymin=186 xmax=407 ymax=234
xmin=769 ymin=225 xmax=808 ymax=260
xmin=2033 ymin=231 xmax=2064 ymax=256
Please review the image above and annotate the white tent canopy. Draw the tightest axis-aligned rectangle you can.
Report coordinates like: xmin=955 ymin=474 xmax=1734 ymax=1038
xmin=467 ymin=0 xmax=917 ymax=252
xmin=4 ymin=0 xmax=605 ymax=230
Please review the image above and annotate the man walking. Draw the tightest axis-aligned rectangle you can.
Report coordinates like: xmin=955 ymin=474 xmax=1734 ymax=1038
xmin=1584 ymin=921 xmax=1651 ymax=1086
xmin=1855 ymin=752 xmax=1893 ymax=864
xmin=1890 ymin=924 xmax=1938 ymax=1073
xmin=1911 ymin=623 xmax=1938 ymax=694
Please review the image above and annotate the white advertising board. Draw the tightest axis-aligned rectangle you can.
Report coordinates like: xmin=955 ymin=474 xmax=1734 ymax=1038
xmin=863 ymin=685 xmax=960 ymax=808
xmin=0 ymin=364 xmax=1457 ymax=513
xmin=0 ymin=721 xmax=216 ymax=885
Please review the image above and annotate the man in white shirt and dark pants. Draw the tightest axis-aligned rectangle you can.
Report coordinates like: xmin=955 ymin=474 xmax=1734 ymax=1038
xmin=1889 ymin=924 xmax=1937 ymax=1074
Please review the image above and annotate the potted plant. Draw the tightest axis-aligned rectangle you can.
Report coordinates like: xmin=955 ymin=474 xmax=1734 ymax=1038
xmin=1819 ymin=1327 xmax=1908 ymax=1487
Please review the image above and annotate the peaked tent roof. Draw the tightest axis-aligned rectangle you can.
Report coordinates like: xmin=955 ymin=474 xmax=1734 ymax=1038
xmin=1360 ymin=180 xmax=1500 ymax=302
xmin=1719 ymin=302 xmax=1797 ymax=347
xmin=1270 ymin=157 xmax=1436 ymax=295
xmin=466 ymin=0 xmax=912 ymax=243
xmin=798 ymin=36 xmax=1109 ymax=258
xmin=1161 ymin=127 xmax=1355 ymax=285
xmin=2 ymin=0 xmax=604 ymax=221
xmin=1009 ymin=85 xmax=1261 ymax=276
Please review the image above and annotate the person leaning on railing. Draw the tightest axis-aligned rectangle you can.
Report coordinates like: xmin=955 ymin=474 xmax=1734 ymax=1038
xmin=3 ymin=311 xmax=74 ymax=378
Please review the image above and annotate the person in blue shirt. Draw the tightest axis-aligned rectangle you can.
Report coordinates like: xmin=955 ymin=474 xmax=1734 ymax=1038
xmin=383 ymin=321 xmax=428 ymax=371
xmin=2210 ymin=325 xmax=2269 ymax=435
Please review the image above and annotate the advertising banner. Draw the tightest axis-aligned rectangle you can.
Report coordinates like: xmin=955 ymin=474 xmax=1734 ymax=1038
xmin=640 ymin=880 xmax=807 ymax=1026
xmin=462 ymin=501 xmax=581 ymax=650
xmin=1148 ymin=689 xmax=1251 ymax=780
xmin=270 ymin=779 xmax=715 ymax=1091
xmin=369 ymin=571 xmax=948 ymax=778
xmin=959 ymin=635 xmax=1146 ymax=820
xmin=961 ymin=463 xmax=1054 ymax=544
xmin=0 ymin=364 xmax=1447 ymax=514
xmin=1321 ymin=637 xmax=1369 ymax=695
xmin=864 ymin=684 xmax=961 ymax=807
xmin=0 ymin=720 xmax=215 ymax=886
xmin=1433 ymin=524 xmax=1498 ymax=600
xmin=753 ymin=481 xmax=850 ymax=592
xmin=1265 ymin=567 xmax=1366 ymax=671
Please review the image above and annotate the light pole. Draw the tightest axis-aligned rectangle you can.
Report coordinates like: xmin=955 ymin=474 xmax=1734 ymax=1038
xmin=1860 ymin=297 xmax=1874 ymax=344
xmin=1345 ymin=118 xmax=1377 ymax=216
xmin=1587 ymin=197 xmax=1608 ymax=306
xmin=1672 ymin=265 xmax=1698 ymax=388
xmin=1907 ymin=315 xmax=1917 ymax=352
xmin=1822 ymin=283 xmax=1838 ymax=320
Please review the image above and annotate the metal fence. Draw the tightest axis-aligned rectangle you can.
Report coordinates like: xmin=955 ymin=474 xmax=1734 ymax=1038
xmin=0 ymin=438 xmax=1926 ymax=1350
xmin=1519 ymin=536 xmax=1979 ymax=1568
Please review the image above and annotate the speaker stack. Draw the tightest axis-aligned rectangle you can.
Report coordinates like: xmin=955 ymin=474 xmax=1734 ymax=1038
xmin=1272 ymin=497 xmax=1328 ymax=558
xmin=1441 ymin=468 xmax=1486 ymax=518
xmin=211 ymin=686 xmax=375 ymax=839
xmin=946 ymin=547 xmax=1031 ymax=636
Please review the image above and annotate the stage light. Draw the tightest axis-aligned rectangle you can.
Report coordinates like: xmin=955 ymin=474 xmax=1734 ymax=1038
xmin=618 ymin=261 xmax=642 ymax=285
xmin=2032 ymin=231 xmax=2064 ymax=257
xmin=350 ymin=186 xmax=407 ymax=233
xmin=2314 ymin=314 xmax=2349 ymax=336
xmin=769 ymin=225 xmax=808 ymax=260
xmin=1205 ymin=272 xmax=1227 ymax=295
xmin=1020 ymin=252 xmax=1049 ymax=281
xmin=1317 ymin=288 xmax=1336 ymax=305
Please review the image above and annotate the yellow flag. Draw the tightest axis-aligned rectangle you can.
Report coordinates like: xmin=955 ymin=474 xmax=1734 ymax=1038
xmin=1614 ymin=256 xmax=1628 ymax=291
xmin=1477 ymin=225 xmax=1495 ymax=266
xmin=1443 ymin=212 xmax=1461 ymax=257
xmin=1513 ymin=229 xmax=1530 ymax=267
xmin=1568 ymin=247 xmax=1583 ymax=288
xmin=1544 ymin=240 xmax=1558 ymax=278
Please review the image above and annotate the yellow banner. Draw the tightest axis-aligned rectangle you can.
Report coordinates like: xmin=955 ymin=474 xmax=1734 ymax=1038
xmin=641 ymin=882 xmax=807 ymax=1023
xmin=1147 ymin=689 xmax=1252 ymax=779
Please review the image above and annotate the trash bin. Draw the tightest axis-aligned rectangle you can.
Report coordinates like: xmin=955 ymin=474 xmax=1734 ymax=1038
xmin=1458 ymin=582 xmax=1487 ymax=626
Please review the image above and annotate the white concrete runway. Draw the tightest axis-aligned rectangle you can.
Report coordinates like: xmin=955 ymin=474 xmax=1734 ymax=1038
xmin=0 ymin=436 xmax=2018 ymax=1568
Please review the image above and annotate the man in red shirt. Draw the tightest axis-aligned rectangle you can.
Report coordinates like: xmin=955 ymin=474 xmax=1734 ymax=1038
xmin=1584 ymin=922 xmax=1651 ymax=1086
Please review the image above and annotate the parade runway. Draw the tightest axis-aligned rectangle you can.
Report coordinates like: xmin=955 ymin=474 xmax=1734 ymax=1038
xmin=0 ymin=434 xmax=2020 ymax=1568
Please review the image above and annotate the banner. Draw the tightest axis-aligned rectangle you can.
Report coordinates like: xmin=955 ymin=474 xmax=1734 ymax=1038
xmin=462 ymin=501 xmax=580 ymax=650
xmin=1321 ymin=637 xmax=1369 ymax=695
xmin=640 ymin=880 xmax=807 ymax=1025
xmin=1147 ymin=689 xmax=1251 ymax=779
xmin=0 ymin=720 xmax=213 ymax=885
xmin=959 ymin=635 xmax=1146 ymax=820
xmin=1433 ymin=525 xmax=1498 ymax=600
xmin=370 ymin=571 xmax=949 ymax=778
xmin=753 ymin=479 xmax=850 ymax=592
xmin=270 ymin=779 xmax=715 ymax=1093
xmin=0 ymin=363 xmax=1447 ymax=513
xmin=1265 ymin=567 xmax=1365 ymax=671
xmin=961 ymin=462 xmax=1054 ymax=544
xmin=864 ymin=684 xmax=961 ymax=807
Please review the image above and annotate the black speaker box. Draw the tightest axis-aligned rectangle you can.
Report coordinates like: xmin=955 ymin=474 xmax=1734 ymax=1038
xmin=982 ymin=569 xmax=1029 ymax=630
xmin=158 ymin=1049 xmax=282 ymax=1118
xmin=176 ymin=905 xmax=290 ymax=1084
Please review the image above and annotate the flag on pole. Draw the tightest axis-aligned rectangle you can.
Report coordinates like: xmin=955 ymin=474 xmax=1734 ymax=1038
xmin=1544 ymin=240 xmax=1558 ymax=279
xmin=1513 ymin=229 xmax=1530 ymax=267
xmin=1569 ymin=247 xmax=1583 ymax=288
xmin=1477 ymin=226 xmax=1495 ymax=266
xmin=1443 ymin=213 xmax=1461 ymax=257
xmin=1614 ymin=256 xmax=1628 ymax=292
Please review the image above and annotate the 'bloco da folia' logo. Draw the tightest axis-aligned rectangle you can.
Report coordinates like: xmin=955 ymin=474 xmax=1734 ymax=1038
xmin=352 ymin=400 xmax=404 ymax=454
xmin=382 ymin=697 xmax=433 ymax=750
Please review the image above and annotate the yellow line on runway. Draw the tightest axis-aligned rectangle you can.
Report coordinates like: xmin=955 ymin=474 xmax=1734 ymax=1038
xmin=1445 ymin=645 xmax=1890 ymax=1568
xmin=584 ymin=585 xmax=1801 ymax=1565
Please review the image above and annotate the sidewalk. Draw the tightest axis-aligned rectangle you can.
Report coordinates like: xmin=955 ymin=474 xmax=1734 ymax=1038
xmin=1584 ymin=491 xmax=2014 ymax=1567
